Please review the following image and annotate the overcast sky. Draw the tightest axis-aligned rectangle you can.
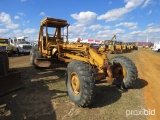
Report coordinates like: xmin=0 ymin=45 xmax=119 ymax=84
xmin=0 ymin=0 xmax=160 ymax=43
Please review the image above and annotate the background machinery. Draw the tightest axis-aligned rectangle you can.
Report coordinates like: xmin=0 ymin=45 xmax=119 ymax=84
xmin=153 ymin=40 xmax=160 ymax=52
xmin=0 ymin=38 xmax=13 ymax=55
xmin=103 ymin=35 xmax=123 ymax=54
xmin=30 ymin=17 xmax=138 ymax=107
xmin=10 ymin=36 xmax=32 ymax=55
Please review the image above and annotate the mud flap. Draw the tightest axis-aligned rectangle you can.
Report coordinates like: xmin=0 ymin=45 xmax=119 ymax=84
xmin=0 ymin=72 xmax=23 ymax=96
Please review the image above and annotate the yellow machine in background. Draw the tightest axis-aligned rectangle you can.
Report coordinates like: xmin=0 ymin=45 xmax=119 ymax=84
xmin=0 ymin=38 xmax=12 ymax=54
xmin=30 ymin=17 xmax=138 ymax=107
xmin=102 ymin=35 xmax=123 ymax=54
xmin=105 ymin=35 xmax=116 ymax=53
xmin=134 ymin=42 xmax=138 ymax=50
xmin=114 ymin=41 xmax=123 ymax=54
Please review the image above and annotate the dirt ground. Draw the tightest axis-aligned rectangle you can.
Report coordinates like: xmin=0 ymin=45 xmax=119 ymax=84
xmin=136 ymin=49 xmax=160 ymax=120
xmin=0 ymin=49 xmax=159 ymax=120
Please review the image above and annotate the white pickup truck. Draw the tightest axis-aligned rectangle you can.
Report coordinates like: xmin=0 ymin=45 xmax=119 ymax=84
xmin=152 ymin=41 xmax=160 ymax=52
xmin=10 ymin=37 xmax=32 ymax=55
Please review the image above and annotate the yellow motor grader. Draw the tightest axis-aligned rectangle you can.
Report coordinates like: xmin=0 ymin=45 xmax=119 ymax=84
xmin=101 ymin=35 xmax=123 ymax=54
xmin=114 ymin=41 xmax=123 ymax=54
xmin=121 ymin=43 xmax=128 ymax=52
xmin=30 ymin=17 xmax=138 ymax=107
xmin=133 ymin=42 xmax=138 ymax=50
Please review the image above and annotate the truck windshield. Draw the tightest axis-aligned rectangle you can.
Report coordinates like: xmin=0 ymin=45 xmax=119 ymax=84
xmin=0 ymin=39 xmax=8 ymax=44
xmin=18 ymin=41 xmax=30 ymax=44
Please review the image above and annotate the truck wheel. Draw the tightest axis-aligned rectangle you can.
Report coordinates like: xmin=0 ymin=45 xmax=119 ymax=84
xmin=17 ymin=49 xmax=21 ymax=56
xmin=33 ymin=51 xmax=42 ymax=68
xmin=110 ymin=56 xmax=138 ymax=89
xmin=0 ymin=54 xmax=6 ymax=76
xmin=66 ymin=60 xmax=95 ymax=107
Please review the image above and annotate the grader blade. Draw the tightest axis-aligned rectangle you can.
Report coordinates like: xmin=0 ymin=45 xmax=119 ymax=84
xmin=35 ymin=58 xmax=66 ymax=68
xmin=36 ymin=58 xmax=52 ymax=68
xmin=0 ymin=72 xmax=22 ymax=96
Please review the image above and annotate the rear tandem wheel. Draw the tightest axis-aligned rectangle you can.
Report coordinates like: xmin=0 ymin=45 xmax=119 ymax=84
xmin=110 ymin=56 xmax=138 ymax=89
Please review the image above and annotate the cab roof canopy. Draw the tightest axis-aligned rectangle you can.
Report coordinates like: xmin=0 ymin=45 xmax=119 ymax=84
xmin=41 ymin=17 xmax=69 ymax=27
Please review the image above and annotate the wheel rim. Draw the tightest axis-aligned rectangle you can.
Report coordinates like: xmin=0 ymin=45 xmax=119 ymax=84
xmin=122 ymin=67 xmax=127 ymax=79
xmin=113 ymin=63 xmax=127 ymax=80
xmin=70 ymin=72 xmax=80 ymax=95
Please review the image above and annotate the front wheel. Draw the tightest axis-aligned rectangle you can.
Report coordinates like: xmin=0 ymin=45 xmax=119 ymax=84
xmin=30 ymin=51 xmax=42 ymax=69
xmin=29 ymin=49 xmax=36 ymax=65
xmin=17 ymin=49 xmax=21 ymax=56
xmin=66 ymin=60 xmax=95 ymax=107
xmin=110 ymin=56 xmax=138 ymax=89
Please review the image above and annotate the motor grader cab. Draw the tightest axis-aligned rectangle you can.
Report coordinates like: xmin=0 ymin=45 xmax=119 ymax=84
xmin=30 ymin=17 xmax=138 ymax=107
xmin=38 ymin=18 xmax=69 ymax=57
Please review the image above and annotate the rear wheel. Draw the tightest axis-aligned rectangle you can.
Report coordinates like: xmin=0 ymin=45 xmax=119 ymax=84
xmin=110 ymin=56 xmax=138 ymax=89
xmin=66 ymin=60 xmax=95 ymax=107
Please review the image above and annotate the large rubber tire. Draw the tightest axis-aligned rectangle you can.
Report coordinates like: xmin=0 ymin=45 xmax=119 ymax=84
xmin=110 ymin=56 xmax=138 ymax=89
xmin=29 ymin=49 xmax=36 ymax=65
xmin=0 ymin=54 xmax=6 ymax=76
xmin=33 ymin=51 xmax=42 ymax=69
xmin=66 ymin=60 xmax=95 ymax=107
xmin=0 ymin=52 xmax=9 ymax=72
xmin=17 ymin=48 xmax=21 ymax=56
